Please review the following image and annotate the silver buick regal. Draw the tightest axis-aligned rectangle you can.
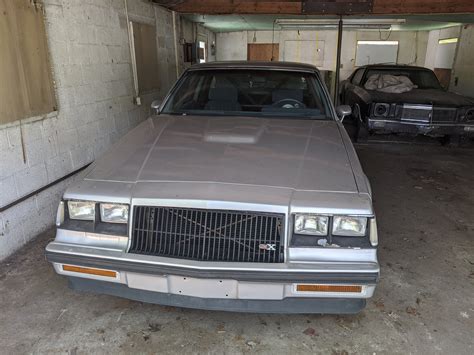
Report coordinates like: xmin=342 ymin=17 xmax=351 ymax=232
xmin=46 ymin=61 xmax=379 ymax=314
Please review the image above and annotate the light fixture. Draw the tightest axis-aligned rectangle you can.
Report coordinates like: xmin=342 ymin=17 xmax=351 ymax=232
xmin=438 ymin=37 xmax=458 ymax=44
xmin=357 ymin=41 xmax=399 ymax=45
xmin=275 ymin=18 xmax=405 ymax=30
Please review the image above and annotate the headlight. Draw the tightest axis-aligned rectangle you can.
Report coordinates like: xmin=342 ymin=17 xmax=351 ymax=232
xmin=332 ymin=216 xmax=367 ymax=237
xmin=68 ymin=201 xmax=95 ymax=221
xmin=100 ymin=203 xmax=129 ymax=224
xmin=373 ymin=103 xmax=389 ymax=117
xmin=294 ymin=214 xmax=328 ymax=236
xmin=466 ymin=108 xmax=474 ymax=121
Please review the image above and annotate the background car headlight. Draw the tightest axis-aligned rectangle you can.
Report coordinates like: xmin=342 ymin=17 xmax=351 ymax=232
xmin=294 ymin=214 xmax=328 ymax=236
xmin=332 ymin=216 xmax=367 ymax=236
xmin=100 ymin=203 xmax=129 ymax=224
xmin=68 ymin=201 xmax=95 ymax=221
xmin=374 ymin=103 xmax=389 ymax=117
xmin=466 ymin=108 xmax=474 ymax=121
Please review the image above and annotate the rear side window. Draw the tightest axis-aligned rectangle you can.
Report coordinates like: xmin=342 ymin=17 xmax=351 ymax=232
xmin=351 ymin=69 xmax=365 ymax=86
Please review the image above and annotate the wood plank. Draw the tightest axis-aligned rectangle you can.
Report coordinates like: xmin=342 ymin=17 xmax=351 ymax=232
xmin=172 ymin=1 xmax=301 ymax=14
xmin=153 ymin=0 xmax=474 ymax=14
xmin=373 ymin=0 xmax=474 ymax=14
xmin=132 ymin=22 xmax=160 ymax=94
xmin=0 ymin=0 xmax=56 ymax=125
xmin=248 ymin=43 xmax=279 ymax=61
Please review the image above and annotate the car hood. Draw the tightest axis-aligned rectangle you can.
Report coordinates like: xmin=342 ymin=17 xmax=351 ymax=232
xmin=86 ymin=115 xmax=358 ymax=193
xmin=367 ymin=88 xmax=474 ymax=107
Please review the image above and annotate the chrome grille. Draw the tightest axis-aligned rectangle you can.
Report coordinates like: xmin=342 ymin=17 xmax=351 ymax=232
xmin=401 ymin=104 xmax=432 ymax=122
xmin=129 ymin=206 xmax=285 ymax=263
xmin=432 ymin=108 xmax=457 ymax=123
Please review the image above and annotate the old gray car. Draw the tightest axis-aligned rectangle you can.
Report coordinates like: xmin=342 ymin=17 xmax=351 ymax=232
xmin=46 ymin=61 xmax=379 ymax=314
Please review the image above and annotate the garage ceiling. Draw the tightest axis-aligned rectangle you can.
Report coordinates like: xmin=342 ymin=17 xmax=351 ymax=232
xmin=153 ymin=0 xmax=474 ymax=15
xmin=180 ymin=13 xmax=474 ymax=32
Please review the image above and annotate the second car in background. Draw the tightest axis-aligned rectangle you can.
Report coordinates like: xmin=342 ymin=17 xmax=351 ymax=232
xmin=340 ymin=64 xmax=474 ymax=142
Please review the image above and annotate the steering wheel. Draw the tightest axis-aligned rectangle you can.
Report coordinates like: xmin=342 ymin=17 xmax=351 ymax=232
xmin=272 ymin=98 xmax=306 ymax=109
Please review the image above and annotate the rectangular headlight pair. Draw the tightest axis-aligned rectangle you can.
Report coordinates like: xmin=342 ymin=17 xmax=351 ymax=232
xmin=294 ymin=214 xmax=367 ymax=237
xmin=67 ymin=201 xmax=129 ymax=224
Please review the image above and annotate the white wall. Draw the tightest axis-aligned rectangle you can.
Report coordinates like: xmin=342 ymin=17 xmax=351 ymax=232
xmin=425 ymin=26 xmax=461 ymax=70
xmin=215 ymin=30 xmax=429 ymax=80
xmin=424 ymin=25 xmax=474 ymax=96
xmin=216 ymin=32 xmax=248 ymax=61
xmin=0 ymin=0 xmax=186 ymax=260
xmin=450 ymin=25 xmax=474 ymax=97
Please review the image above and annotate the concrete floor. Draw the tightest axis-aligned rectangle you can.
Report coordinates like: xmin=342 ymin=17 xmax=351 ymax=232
xmin=1 ymin=143 xmax=473 ymax=354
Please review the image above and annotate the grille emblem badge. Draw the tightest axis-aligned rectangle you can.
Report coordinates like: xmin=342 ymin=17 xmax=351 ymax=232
xmin=259 ymin=243 xmax=276 ymax=251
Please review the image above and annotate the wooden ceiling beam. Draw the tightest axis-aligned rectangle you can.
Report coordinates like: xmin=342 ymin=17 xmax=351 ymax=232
xmin=373 ymin=0 xmax=474 ymax=14
xmin=153 ymin=0 xmax=474 ymax=15
xmin=155 ymin=1 xmax=301 ymax=14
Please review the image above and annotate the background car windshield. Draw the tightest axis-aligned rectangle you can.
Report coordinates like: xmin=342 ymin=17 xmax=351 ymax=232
xmin=162 ymin=69 xmax=331 ymax=119
xmin=363 ymin=69 xmax=442 ymax=90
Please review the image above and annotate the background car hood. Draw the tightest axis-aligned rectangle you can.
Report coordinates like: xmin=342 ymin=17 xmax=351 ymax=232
xmin=86 ymin=115 xmax=358 ymax=193
xmin=368 ymin=88 xmax=474 ymax=107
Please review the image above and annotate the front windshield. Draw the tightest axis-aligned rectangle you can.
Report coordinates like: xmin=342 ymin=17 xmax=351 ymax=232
xmin=162 ymin=69 xmax=332 ymax=119
xmin=363 ymin=69 xmax=442 ymax=90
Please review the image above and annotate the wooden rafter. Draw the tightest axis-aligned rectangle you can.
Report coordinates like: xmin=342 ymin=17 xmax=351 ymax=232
xmin=151 ymin=0 xmax=474 ymax=15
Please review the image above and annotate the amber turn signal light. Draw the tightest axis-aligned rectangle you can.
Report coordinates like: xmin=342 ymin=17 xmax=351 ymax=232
xmin=62 ymin=265 xmax=117 ymax=278
xmin=296 ymin=284 xmax=362 ymax=293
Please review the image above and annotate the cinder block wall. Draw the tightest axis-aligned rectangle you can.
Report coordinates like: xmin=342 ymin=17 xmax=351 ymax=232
xmin=0 ymin=0 xmax=183 ymax=260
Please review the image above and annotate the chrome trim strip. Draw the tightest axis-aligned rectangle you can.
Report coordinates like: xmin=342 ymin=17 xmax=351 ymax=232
xmin=45 ymin=242 xmax=379 ymax=283
xmin=402 ymin=104 xmax=432 ymax=110
xmin=369 ymin=119 xmax=474 ymax=127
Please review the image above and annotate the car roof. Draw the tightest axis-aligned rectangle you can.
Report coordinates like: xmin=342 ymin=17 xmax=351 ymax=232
xmin=188 ymin=61 xmax=320 ymax=73
xmin=358 ymin=64 xmax=432 ymax=71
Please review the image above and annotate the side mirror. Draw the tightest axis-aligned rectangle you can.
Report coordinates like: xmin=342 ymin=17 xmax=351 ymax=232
xmin=151 ymin=99 xmax=162 ymax=115
xmin=336 ymin=105 xmax=352 ymax=122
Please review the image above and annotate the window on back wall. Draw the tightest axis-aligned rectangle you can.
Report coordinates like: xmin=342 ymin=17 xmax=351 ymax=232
xmin=355 ymin=40 xmax=399 ymax=67
xmin=198 ymin=41 xmax=206 ymax=63
xmin=130 ymin=22 xmax=159 ymax=94
xmin=0 ymin=0 xmax=57 ymax=125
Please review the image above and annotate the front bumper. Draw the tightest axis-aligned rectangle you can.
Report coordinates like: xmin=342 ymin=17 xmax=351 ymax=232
xmin=46 ymin=242 xmax=379 ymax=314
xmin=368 ymin=119 xmax=474 ymax=136
xmin=68 ymin=277 xmax=367 ymax=314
